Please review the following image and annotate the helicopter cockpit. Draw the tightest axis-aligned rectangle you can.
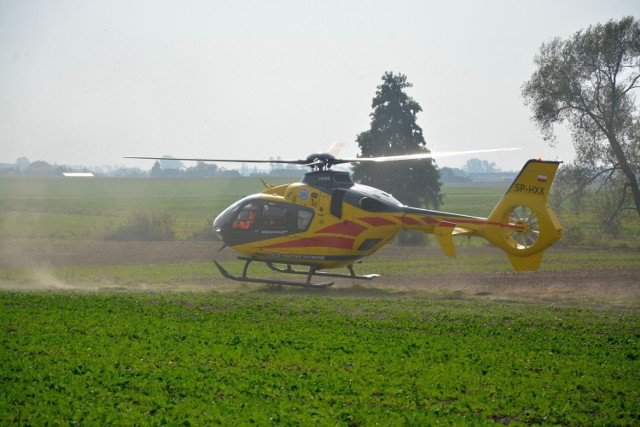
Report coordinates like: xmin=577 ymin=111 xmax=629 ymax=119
xmin=214 ymin=196 xmax=315 ymax=244
xmin=231 ymin=202 xmax=293 ymax=233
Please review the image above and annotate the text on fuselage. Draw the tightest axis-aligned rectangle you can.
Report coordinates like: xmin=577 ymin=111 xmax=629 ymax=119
xmin=515 ymin=183 xmax=545 ymax=195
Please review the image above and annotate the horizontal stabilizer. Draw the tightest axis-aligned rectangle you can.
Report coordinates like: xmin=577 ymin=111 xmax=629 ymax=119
xmin=451 ymin=226 xmax=475 ymax=236
xmin=435 ymin=221 xmax=456 ymax=258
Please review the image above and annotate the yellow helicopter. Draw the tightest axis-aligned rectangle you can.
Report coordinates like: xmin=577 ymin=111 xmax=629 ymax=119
xmin=127 ymin=149 xmax=562 ymax=287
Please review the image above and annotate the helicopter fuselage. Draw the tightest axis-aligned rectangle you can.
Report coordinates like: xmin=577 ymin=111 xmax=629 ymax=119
xmin=213 ymin=170 xmax=484 ymax=269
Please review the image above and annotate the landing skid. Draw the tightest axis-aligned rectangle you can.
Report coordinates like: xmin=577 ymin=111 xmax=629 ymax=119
xmin=213 ymin=257 xmax=381 ymax=288
xmin=265 ymin=262 xmax=380 ymax=280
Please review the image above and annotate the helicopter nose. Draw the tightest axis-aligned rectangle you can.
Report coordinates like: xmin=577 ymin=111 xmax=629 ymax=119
xmin=213 ymin=225 xmax=223 ymax=240
xmin=213 ymin=213 xmax=227 ymax=240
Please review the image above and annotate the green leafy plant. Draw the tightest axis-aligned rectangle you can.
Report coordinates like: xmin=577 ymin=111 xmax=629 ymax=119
xmin=1 ymin=292 xmax=637 ymax=425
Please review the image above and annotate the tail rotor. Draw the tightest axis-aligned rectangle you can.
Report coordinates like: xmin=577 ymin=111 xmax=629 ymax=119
xmin=506 ymin=205 xmax=541 ymax=249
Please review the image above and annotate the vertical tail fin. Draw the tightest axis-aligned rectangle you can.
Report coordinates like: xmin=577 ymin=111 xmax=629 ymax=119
xmin=483 ymin=160 xmax=563 ymax=270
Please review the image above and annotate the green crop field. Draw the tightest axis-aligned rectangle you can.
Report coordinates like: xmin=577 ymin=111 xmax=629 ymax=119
xmin=1 ymin=292 xmax=638 ymax=425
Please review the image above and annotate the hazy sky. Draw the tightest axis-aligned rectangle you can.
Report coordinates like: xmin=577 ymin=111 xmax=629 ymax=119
xmin=2 ymin=0 xmax=638 ymax=171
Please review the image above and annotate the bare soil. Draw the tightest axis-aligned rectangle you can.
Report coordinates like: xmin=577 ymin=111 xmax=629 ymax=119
xmin=0 ymin=240 xmax=221 ymax=268
xmin=1 ymin=240 xmax=638 ymax=303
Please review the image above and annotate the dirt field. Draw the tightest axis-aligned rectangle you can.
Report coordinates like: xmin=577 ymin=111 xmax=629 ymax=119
xmin=1 ymin=240 xmax=638 ymax=303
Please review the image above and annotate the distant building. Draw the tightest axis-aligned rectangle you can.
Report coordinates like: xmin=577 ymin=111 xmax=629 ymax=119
xmin=25 ymin=161 xmax=56 ymax=177
xmin=0 ymin=164 xmax=20 ymax=176
xmin=63 ymin=172 xmax=95 ymax=177
xmin=219 ymin=169 xmax=241 ymax=177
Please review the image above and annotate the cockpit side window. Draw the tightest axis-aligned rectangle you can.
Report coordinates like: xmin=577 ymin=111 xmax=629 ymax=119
xmin=359 ymin=197 xmax=390 ymax=212
xmin=262 ymin=204 xmax=288 ymax=232
xmin=232 ymin=203 xmax=261 ymax=230
xmin=230 ymin=201 xmax=313 ymax=236
xmin=297 ymin=209 xmax=313 ymax=230
xmin=330 ymin=189 xmax=346 ymax=218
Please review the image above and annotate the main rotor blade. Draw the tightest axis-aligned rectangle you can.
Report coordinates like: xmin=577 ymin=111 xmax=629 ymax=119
xmin=327 ymin=141 xmax=347 ymax=157
xmin=124 ymin=156 xmax=308 ymax=165
xmin=125 ymin=148 xmax=520 ymax=167
xmin=336 ymin=148 xmax=521 ymax=163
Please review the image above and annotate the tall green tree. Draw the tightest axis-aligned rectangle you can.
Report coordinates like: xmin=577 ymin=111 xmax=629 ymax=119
xmin=522 ymin=16 xmax=640 ymax=226
xmin=353 ymin=72 xmax=441 ymax=210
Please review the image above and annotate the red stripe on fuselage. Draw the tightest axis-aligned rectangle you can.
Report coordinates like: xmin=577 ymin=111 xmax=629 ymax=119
xmin=420 ymin=216 xmax=440 ymax=225
xmin=317 ymin=221 xmax=367 ymax=237
xmin=420 ymin=215 xmax=526 ymax=231
xmin=361 ymin=214 xmax=524 ymax=232
xmin=396 ymin=216 xmax=419 ymax=226
xmin=358 ymin=217 xmax=397 ymax=227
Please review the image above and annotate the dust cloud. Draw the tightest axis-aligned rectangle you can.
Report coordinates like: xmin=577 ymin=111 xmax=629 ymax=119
xmin=29 ymin=268 xmax=75 ymax=291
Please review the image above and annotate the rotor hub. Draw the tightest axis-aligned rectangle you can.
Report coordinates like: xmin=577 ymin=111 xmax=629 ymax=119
xmin=305 ymin=153 xmax=336 ymax=170
xmin=513 ymin=219 xmax=529 ymax=234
